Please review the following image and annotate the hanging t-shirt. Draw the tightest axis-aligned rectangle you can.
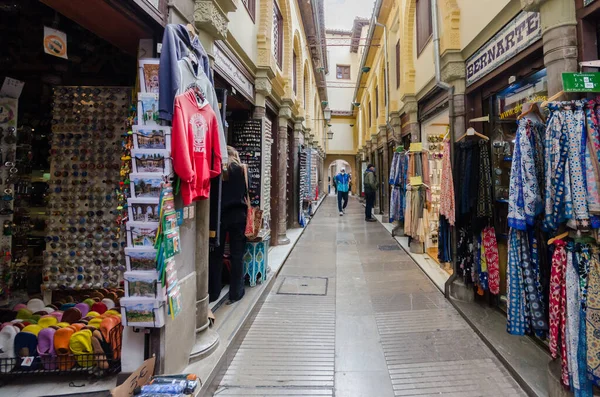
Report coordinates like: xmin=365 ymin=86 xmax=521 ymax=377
xmin=172 ymin=90 xmax=222 ymax=205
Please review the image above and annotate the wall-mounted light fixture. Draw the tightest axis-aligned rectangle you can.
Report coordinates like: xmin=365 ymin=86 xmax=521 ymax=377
xmin=327 ymin=129 xmax=334 ymax=140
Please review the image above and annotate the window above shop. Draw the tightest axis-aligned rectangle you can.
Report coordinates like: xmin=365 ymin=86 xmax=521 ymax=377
xmin=416 ymin=0 xmax=432 ymax=56
xmin=242 ymin=0 xmax=256 ymax=21
xmin=293 ymin=52 xmax=298 ymax=94
xmin=396 ymin=40 xmax=401 ymax=88
xmin=336 ymin=65 xmax=351 ymax=80
xmin=273 ymin=1 xmax=283 ymax=68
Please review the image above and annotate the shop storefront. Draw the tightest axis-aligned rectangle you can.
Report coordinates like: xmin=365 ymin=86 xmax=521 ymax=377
xmin=464 ymin=9 xmax=545 ymax=309
xmin=0 ymin=0 xmax=182 ymax=381
xmin=419 ymin=97 xmax=452 ymax=276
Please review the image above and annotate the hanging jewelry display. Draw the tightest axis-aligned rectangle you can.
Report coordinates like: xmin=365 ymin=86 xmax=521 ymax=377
xmin=0 ymin=97 xmax=17 ymax=303
xmin=43 ymin=86 xmax=131 ymax=291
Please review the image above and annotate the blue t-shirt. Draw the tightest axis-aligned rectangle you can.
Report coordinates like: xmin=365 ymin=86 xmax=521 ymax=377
xmin=335 ymin=173 xmax=350 ymax=193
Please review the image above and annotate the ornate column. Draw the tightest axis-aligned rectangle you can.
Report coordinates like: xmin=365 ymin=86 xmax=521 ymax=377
xmin=188 ymin=0 xmax=238 ymax=362
xmin=400 ymin=96 xmax=420 ymax=142
xmin=371 ymin=134 xmax=380 ymax=213
xmin=290 ymin=120 xmax=303 ymax=228
xmin=276 ymin=105 xmax=292 ymax=245
xmin=521 ymin=0 xmax=578 ymax=95
xmin=379 ymin=126 xmax=390 ymax=222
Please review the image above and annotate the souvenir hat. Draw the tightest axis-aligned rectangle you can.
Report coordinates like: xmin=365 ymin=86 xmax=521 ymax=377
xmin=54 ymin=327 xmax=75 ymax=370
xmin=0 ymin=325 xmax=17 ymax=359
xmin=70 ymin=323 xmax=85 ymax=332
xmin=92 ymin=330 xmax=108 ymax=369
xmin=87 ymin=311 xmax=100 ymax=318
xmin=62 ymin=307 xmax=82 ymax=324
xmin=14 ymin=332 xmax=38 ymax=362
xmin=37 ymin=328 xmax=57 ymax=370
xmin=22 ymin=325 xmax=43 ymax=336
xmin=38 ymin=316 xmax=58 ymax=329
xmin=27 ymin=299 xmax=45 ymax=313
xmin=59 ymin=303 xmax=76 ymax=311
xmin=13 ymin=303 xmax=26 ymax=311
xmin=75 ymin=303 xmax=90 ymax=317
xmin=49 ymin=311 xmax=63 ymax=322
xmin=88 ymin=318 xmax=103 ymax=329
xmin=16 ymin=309 xmax=32 ymax=320
xmin=56 ymin=322 xmax=70 ymax=328
xmin=101 ymin=298 xmax=115 ymax=310
xmin=91 ymin=302 xmax=107 ymax=315
xmin=69 ymin=329 xmax=94 ymax=367
xmin=83 ymin=298 xmax=95 ymax=307
xmin=43 ymin=306 xmax=56 ymax=314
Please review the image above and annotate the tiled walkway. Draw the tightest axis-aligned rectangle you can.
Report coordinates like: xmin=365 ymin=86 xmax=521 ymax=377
xmin=215 ymin=197 xmax=526 ymax=396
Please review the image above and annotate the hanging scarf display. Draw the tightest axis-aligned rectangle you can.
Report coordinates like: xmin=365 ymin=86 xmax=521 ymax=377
xmin=586 ymin=249 xmax=600 ymax=385
xmin=389 ymin=151 xmax=409 ymax=222
xmin=483 ymin=226 xmax=500 ymax=295
xmin=439 ymin=141 xmax=455 ymax=225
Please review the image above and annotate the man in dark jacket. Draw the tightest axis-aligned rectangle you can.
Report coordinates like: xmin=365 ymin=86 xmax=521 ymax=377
xmin=363 ymin=164 xmax=378 ymax=222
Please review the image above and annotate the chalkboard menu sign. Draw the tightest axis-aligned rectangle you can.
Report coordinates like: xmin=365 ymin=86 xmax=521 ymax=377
xmin=232 ymin=120 xmax=262 ymax=207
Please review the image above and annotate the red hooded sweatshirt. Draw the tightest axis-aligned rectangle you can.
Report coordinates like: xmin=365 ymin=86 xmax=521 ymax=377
xmin=172 ymin=90 xmax=222 ymax=205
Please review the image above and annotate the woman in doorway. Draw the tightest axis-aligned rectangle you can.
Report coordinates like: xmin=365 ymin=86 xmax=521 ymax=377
xmin=209 ymin=146 xmax=248 ymax=304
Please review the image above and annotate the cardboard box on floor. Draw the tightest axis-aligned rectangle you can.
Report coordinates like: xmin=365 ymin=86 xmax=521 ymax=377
xmin=111 ymin=357 xmax=155 ymax=397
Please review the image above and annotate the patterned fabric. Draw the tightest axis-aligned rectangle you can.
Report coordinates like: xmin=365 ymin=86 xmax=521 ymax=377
xmin=544 ymin=105 xmax=573 ymax=231
xmin=549 ymin=241 xmax=567 ymax=359
xmin=566 ymin=102 xmax=590 ymax=230
xmin=585 ymin=102 xmax=600 ymax=216
xmin=483 ymin=226 xmax=500 ymax=295
xmin=507 ymin=228 xmax=528 ymax=335
xmin=508 ymin=118 xmax=545 ymax=230
xmin=438 ymin=215 xmax=452 ymax=263
xmin=586 ymin=249 xmax=600 ymax=385
xmin=521 ymin=232 xmax=548 ymax=332
xmin=477 ymin=141 xmax=493 ymax=219
xmin=439 ymin=141 xmax=455 ymax=225
xmin=566 ymin=245 xmax=581 ymax=389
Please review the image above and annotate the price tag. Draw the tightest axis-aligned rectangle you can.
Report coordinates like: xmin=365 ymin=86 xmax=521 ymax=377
xmin=409 ymin=142 xmax=423 ymax=152
xmin=410 ymin=176 xmax=423 ymax=186
xmin=21 ymin=356 xmax=34 ymax=367
xmin=0 ymin=77 xmax=24 ymax=99
xmin=188 ymin=205 xmax=195 ymax=219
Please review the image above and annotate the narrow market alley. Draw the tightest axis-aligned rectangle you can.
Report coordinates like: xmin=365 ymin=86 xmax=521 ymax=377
xmin=215 ymin=197 xmax=526 ymax=396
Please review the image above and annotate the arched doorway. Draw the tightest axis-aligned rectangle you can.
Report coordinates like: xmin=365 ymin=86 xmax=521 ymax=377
xmin=327 ymin=159 xmax=352 ymax=196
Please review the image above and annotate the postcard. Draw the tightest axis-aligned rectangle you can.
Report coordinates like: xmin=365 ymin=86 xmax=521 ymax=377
xmin=130 ymin=173 xmax=164 ymax=198
xmin=131 ymin=149 xmax=172 ymax=175
xmin=128 ymin=198 xmax=160 ymax=223
xmin=124 ymin=271 xmax=160 ymax=299
xmin=120 ymin=297 xmax=165 ymax=328
xmin=137 ymin=93 xmax=159 ymax=126
xmin=127 ymin=221 xmax=159 ymax=247
xmin=125 ymin=247 xmax=157 ymax=271
xmin=133 ymin=126 xmax=171 ymax=150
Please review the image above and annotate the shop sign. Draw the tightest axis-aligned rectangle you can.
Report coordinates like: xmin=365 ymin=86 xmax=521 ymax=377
xmin=214 ymin=45 xmax=254 ymax=101
xmin=466 ymin=12 xmax=541 ymax=87
xmin=43 ymin=27 xmax=68 ymax=60
xmin=585 ymin=0 xmax=597 ymax=6
xmin=562 ymin=72 xmax=600 ymax=92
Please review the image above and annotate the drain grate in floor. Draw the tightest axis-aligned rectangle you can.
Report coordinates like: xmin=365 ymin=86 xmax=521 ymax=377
xmin=378 ymin=244 xmax=401 ymax=251
xmin=277 ymin=276 xmax=328 ymax=296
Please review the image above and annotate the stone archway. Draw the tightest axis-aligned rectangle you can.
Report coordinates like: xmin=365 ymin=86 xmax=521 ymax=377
xmin=325 ymin=154 xmax=359 ymax=195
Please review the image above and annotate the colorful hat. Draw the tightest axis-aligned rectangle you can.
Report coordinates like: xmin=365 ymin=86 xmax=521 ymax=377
xmin=22 ymin=325 xmax=43 ymax=336
xmin=83 ymin=298 xmax=95 ymax=307
xmin=91 ymin=302 xmax=108 ymax=315
xmin=38 ymin=316 xmax=58 ymax=329
xmin=49 ymin=311 xmax=63 ymax=322
xmin=56 ymin=322 xmax=71 ymax=328
xmin=69 ymin=329 xmax=94 ymax=367
xmin=88 ymin=318 xmax=103 ymax=329
xmin=59 ymin=303 xmax=76 ymax=311
xmin=13 ymin=303 xmax=27 ymax=311
xmin=87 ymin=311 xmax=100 ymax=318
xmin=75 ymin=303 xmax=90 ymax=317
xmin=101 ymin=298 xmax=115 ymax=310
xmin=43 ymin=307 xmax=56 ymax=314
xmin=62 ymin=308 xmax=82 ymax=324
xmin=16 ymin=309 xmax=32 ymax=320
xmin=27 ymin=299 xmax=46 ymax=313
xmin=105 ymin=310 xmax=121 ymax=318
xmin=14 ymin=332 xmax=38 ymax=370
xmin=92 ymin=330 xmax=108 ymax=369
xmin=37 ymin=328 xmax=57 ymax=370
xmin=54 ymin=327 xmax=75 ymax=371
xmin=0 ymin=326 xmax=17 ymax=359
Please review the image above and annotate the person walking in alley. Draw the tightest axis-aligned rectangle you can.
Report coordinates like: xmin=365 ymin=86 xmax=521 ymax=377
xmin=209 ymin=146 xmax=247 ymax=305
xmin=335 ymin=168 xmax=350 ymax=216
xmin=364 ymin=164 xmax=378 ymax=222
